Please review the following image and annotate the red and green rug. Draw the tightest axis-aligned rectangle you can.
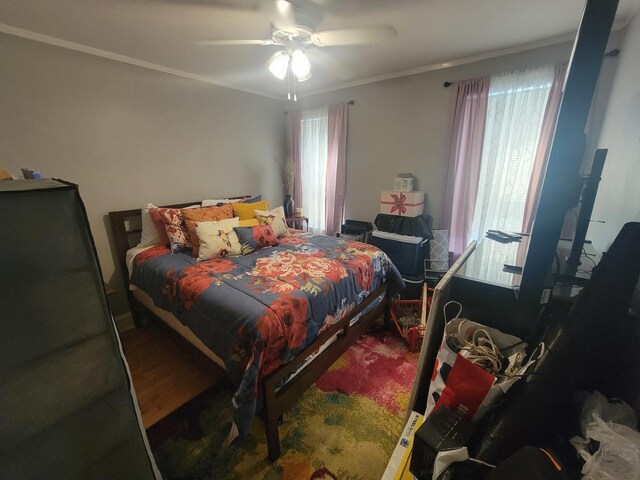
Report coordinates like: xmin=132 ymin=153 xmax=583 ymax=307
xmin=148 ymin=330 xmax=418 ymax=480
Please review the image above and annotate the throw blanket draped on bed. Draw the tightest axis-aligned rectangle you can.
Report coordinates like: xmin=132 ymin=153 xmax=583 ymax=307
xmin=130 ymin=233 xmax=403 ymax=437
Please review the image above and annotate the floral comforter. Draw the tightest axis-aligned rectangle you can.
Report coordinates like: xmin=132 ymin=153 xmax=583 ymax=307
xmin=130 ymin=232 xmax=403 ymax=437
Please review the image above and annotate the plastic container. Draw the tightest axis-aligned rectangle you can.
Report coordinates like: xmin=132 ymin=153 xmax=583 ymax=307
xmin=390 ymin=294 xmax=432 ymax=352
xmin=370 ymin=230 xmax=428 ymax=277
xmin=402 ymin=275 xmax=425 ymax=300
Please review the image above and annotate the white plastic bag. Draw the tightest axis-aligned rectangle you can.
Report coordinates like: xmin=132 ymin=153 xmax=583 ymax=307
xmin=579 ymin=391 xmax=638 ymax=436
xmin=571 ymin=392 xmax=640 ymax=479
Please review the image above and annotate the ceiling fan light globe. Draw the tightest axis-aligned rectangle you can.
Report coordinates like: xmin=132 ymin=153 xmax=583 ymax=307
xmin=295 ymin=71 xmax=311 ymax=82
xmin=291 ymin=50 xmax=311 ymax=78
xmin=268 ymin=51 xmax=290 ymax=80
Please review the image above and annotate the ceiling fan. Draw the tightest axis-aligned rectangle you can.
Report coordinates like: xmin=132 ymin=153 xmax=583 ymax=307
xmin=196 ymin=0 xmax=397 ymax=99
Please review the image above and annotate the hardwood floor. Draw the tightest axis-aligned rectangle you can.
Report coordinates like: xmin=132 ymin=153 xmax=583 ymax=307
xmin=120 ymin=323 xmax=226 ymax=428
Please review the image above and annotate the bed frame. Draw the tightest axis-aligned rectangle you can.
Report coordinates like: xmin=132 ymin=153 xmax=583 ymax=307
xmin=108 ymin=201 xmax=390 ymax=461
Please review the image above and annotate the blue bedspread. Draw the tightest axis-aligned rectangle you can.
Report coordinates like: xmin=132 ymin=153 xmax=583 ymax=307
xmin=130 ymin=233 xmax=403 ymax=436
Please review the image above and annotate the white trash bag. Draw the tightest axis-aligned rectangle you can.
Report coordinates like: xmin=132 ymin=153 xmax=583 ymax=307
xmin=571 ymin=391 xmax=640 ymax=480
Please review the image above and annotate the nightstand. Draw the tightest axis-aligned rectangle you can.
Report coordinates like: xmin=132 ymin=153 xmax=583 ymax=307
xmin=286 ymin=216 xmax=309 ymax=231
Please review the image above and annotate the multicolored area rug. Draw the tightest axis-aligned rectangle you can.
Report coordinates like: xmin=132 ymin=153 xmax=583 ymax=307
xmin=148 ymin=330 xmax=419 ymax=480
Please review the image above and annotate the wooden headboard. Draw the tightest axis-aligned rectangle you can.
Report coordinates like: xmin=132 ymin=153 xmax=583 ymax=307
xmin=108 ymin=196 xmax=248 ymax=298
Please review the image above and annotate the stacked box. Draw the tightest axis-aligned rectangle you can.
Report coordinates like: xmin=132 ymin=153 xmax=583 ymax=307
xmin=380 ymin=191 xmax=425 ymax=217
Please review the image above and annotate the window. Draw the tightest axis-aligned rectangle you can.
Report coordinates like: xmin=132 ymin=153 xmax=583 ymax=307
xmin=299 ymin=108 xmax=329 ymax=233
xmin=469 ymin=65 xmax=554 ymax=241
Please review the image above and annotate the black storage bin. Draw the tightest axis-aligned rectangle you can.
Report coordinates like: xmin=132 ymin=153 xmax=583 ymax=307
xmin=341 ymin=219 xmax=373 ymax=242
xmin=374 ymin=213 xmax=434 ymax=239
xmin=370 ymin=230 xmax=429 ymax=277
xmin=402 ymin=275 xmax=425 ymax=300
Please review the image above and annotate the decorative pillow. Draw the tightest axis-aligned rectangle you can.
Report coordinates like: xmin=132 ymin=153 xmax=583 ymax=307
xmin=154 ymin=207 xmax=192 ymax=253
xmin=244 ymin=195 xmax=263 ymax=203
xmin=239 ymin=219 xmax=260 ymax=227
xmin=137 ymin=203 xmax=161 ymax=247
xmin=232 ymin=201 xmax=269 ymax=221
xmin=233 ymin=225 xmax=279 ymax=253
xmin=183 ymin=204 xmax=234 ymax=257
xmin=149 ymin=204 xmax=199 ymax=247
xmin=149 ymin=207 xmax=170 ymax=246
xmin=255 ymin=205 xmax=290 ymax=238
xmin=195 ymin=217 xmax=243 ymax=261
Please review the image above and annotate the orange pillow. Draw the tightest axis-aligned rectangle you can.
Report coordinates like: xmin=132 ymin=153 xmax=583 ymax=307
xmin=182 ymin=204 xmax=234 ymax=256
xmin=232 ymin=201 xmax=270 ymax=221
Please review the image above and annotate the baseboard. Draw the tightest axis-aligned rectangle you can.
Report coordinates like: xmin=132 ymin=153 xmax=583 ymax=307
xmin=115 ymin=312 xmax=135 ymax=333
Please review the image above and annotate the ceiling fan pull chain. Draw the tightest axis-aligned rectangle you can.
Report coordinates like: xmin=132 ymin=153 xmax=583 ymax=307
xmin=293 ymin=75 xmax=297 ymax=102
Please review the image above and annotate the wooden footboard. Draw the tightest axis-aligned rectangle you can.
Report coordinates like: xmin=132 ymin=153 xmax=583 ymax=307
xmin=262 ymin=283 xmax=389 ymax=461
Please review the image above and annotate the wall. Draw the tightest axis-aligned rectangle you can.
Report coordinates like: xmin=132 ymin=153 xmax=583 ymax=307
xmin=296 ymin=33 xmax=623 ymax=231
xmin=589 ymin=12 xmax=640 ymax=253
xmin=295 ymin=43 xmax=572 ymax=227
xmin=0 ymin=33 xmax=286 ymax=316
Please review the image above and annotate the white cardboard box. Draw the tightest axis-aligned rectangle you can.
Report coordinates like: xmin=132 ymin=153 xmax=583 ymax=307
xmin=382 ymin=410 xmax=425 ymax=480
xmin=380 ymin=191 xmax=425 ymax=217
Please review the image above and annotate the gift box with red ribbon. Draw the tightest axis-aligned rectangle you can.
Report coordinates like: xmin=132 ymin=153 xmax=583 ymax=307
xmin=380 ymin=191 xmax=425 ymax=217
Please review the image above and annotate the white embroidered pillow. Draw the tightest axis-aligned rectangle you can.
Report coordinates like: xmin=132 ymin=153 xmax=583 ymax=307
xmin=255 ymin=206 xmax=290 ymax=238
xmin=195 ymin=217 xmax=242 ymax=261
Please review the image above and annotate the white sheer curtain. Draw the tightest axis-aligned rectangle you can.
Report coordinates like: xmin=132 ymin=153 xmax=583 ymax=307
xmin=300 ymin=108 xmax=329 ymax=233
xmin=469 ymin=65 xmax=554 ymax=241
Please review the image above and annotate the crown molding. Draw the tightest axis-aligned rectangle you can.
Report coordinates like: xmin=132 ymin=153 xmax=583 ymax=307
xmin=302 ymin=34 xmax=576 ymax=97
xmin=0 ymin=23 xmax=283 ymax=100
xmin=302 ymin=18 xmax=629 ymax=98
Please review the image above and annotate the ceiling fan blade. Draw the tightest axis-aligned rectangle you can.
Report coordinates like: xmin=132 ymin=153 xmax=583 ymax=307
xmin=146 ymin=0 xmax=260 ymax=11
xmin=312 ymin=25 xmax=397 ymax=47
xmin=195 ymin=39 xmax=275 ymax=46
xmin=199 ymin=0 xmax=260 ymax=10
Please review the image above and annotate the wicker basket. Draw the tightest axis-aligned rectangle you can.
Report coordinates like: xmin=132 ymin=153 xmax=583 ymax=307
xmin=390 ymin=293 xmax=431 ymax=352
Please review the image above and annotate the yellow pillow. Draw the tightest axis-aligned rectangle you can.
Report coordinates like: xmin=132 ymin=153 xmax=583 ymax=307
xmin=232 ymin=201 xmax=269 ymax=221
xmin=239 ymin=219 xmax=260 ymax=227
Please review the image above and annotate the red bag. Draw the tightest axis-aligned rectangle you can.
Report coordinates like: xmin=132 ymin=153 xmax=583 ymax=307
xmin=426 ymin=316 xmax=535 ymax=422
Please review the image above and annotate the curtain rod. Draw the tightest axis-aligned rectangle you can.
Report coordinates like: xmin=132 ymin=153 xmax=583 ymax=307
xmin=284 ymin=100 xmax=354 ymax=114
xmin=442 ymin=50 xmax=620 ymax=88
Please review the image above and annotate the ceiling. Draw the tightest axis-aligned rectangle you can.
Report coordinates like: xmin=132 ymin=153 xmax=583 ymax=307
xmin=1 ymin=0 xmax=639 ymax=99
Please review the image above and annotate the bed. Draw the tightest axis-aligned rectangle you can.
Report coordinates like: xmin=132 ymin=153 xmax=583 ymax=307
xmin=109 ymin=200 xmax=403 ymax=461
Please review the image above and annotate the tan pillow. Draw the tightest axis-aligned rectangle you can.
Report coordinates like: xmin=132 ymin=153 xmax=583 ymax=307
xmin=239 ymin=219 xmax=260 ymax=227
xmin=183 ymin=204 xmax=234 ymax=257
xmin=195 ymin=217 xmax=242 ymax=261
xmin=232 ymin=201 xmax=270 ymax=221
xmin=255 ymin=205 xmax=290 ymax=238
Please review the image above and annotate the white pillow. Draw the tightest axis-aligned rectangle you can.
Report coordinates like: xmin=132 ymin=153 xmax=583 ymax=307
xmin=255 ymin=206 xmax=290 ymax=238
xmin=195 ymin=217 xmax=242 ymax=261
xmin=137 ymin=203 xmax=160 ymax=247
